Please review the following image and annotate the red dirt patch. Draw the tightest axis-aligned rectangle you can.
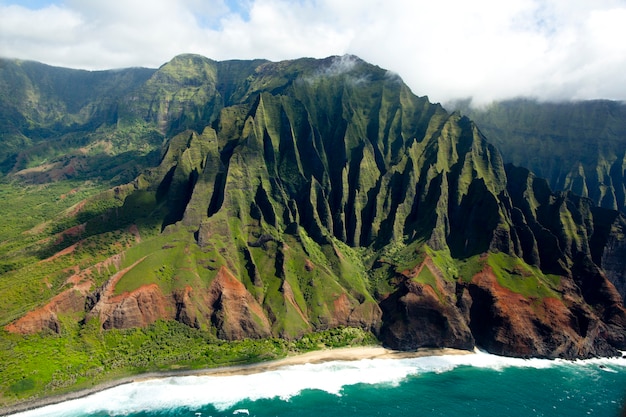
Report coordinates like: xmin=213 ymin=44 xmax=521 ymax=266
xmin=205 ymin=266 xmax=272 ymax=339
xmin=67 ymin=200 xmax=87 ymax=217
xmin=100 ymin=284 xmax=171 ymax=329
xmin=42 ymin=242 xmax=79 ymax=263
xmin=304 ymin=259 xmax=315 ymax=272
xmin=54 ymin=223 xmax=86 ymax=245
xmin=5 ymin=279 xmax=94 ymax=334
xmin=128 ymin=224 xmax=141 ymax=243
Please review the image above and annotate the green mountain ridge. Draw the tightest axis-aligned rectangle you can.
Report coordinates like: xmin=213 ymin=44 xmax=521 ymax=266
xmin=0 ymin=58 xmax=160 ymax=183
xmin=450 ymin=98 xmax=626 ymax=306
xmin=452 ymin=98 xmax=626 ymax=214
xmin=1 ymin=54 xmax=626 ymax=406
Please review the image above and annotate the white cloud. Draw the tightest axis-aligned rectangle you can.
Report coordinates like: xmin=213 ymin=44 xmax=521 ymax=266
xmin=0 ymin=4 xmax=82 ymax=44
xmin=203 ymin=0 xmax=354 ymax=61
xmin=0 ymin=0 xmax=625 ymax=104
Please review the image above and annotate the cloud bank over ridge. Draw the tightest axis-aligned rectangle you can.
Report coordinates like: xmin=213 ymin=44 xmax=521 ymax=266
xmin=1 ymin=0 xmax=625 ymax=105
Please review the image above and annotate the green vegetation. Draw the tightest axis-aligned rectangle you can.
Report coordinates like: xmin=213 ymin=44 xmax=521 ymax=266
xmin=0 ymin=180 xmax=106 ymax=242
xmin=113 ymin=230 xmax=215 ymax=295
xmin=413 ymin=264 xmax=437 ymax=287
xmin=424 ymin=246 xmax=458 ymax=280
xmin=457 ymin=252 xmax=561 ymax=299
xmin=454 ymin=98 xmax=626 ymax=213
xmin=0 ymin=322 xmax=377 ymax=405
xmin=1 ymin=54 xmax=624 ymax=407
xmin=486 ymin=252 xmax=561 ymax=299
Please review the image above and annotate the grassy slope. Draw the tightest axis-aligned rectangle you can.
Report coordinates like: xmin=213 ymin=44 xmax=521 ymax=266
xmin=376 ymin=240 xmax=561 ymax=301
xmin=0 ymin=180 xmax=109 ymax=242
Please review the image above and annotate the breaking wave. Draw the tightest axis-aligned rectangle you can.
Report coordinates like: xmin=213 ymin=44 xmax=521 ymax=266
xmin=12 ymin=350 xmax=626 ymax=417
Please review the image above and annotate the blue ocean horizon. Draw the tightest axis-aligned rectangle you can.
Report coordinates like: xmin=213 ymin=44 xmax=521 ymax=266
xmin=11 ymin=350 xmax=626 ymax=417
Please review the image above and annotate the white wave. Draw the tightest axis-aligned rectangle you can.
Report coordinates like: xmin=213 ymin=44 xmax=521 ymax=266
xmin=12 ymin=350 xmax=626 ymax=417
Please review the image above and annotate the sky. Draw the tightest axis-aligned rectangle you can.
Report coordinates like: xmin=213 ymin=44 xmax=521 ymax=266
xmin=1 ymin=0 xmax=626 ymax=105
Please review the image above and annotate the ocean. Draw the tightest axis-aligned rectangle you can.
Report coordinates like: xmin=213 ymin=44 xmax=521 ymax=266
xmin=11 ymin=350 xmax=626 ymax=417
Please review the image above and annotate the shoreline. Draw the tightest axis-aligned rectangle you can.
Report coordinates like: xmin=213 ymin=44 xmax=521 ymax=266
xmin=0 ymin=346 xmax=470 ymax=416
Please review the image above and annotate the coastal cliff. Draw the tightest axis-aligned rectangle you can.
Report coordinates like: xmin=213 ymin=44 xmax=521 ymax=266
xmin=1 ymin=55 xmax=626 ymax=404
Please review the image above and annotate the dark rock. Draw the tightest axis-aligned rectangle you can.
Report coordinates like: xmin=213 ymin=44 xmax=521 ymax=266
xmin=379 ymin=260 xmax=474 ymax=351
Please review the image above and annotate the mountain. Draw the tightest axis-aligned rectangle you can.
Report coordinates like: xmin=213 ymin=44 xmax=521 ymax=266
xmin=451 ymin=99 xmax=626 ymax=214
xmin=0 ymin=57 xmax=160 ymax=182
xmin=449 ymin=98 xmax=626 ymax=307
xmin=1 ymin=54 xmax=626 ymax=403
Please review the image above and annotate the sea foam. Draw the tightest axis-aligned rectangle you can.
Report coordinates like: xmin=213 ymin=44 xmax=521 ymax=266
xmin=12 ymin=350 xmax=626 ymax=417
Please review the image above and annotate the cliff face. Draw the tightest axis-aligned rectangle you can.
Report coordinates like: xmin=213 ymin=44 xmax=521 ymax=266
xmin=454 ymin=99 xmax=626 ymax=214
xmin=204 ymin=266 xmax=272 ymax=340
xmin=463 ymin=266 xmax=621 ymax=358
xmin=600 ymin=218 xmax=626 ymax=303
xmin=3 ymin=55 xmax=626 ymax=358
xmin=379 ymin=258 xmax=475 ymax=351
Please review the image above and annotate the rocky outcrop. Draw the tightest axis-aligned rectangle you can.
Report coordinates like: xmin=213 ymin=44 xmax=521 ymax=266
xmin=83 ymin=256 xmax=175 ymax=329
xmin=378 ymin=258 xmax=624 ymax=359
xmin=173 ymin=285 xmax=200 ymax=329
xmin=5 ymin=310 xmax=61 ymax=334
xmin=99 ymin=284 xmax=171 ymax=330
xmin=569 ymin=255 xmax=626 ymax=350
xmin=463 ymin=267 xmax=620 ymax=358
xmin=204 ymin=266 xmax=271 ymax=340
xmin=380 ymin=281 xmax=475 ymax=351
xmin=379 ymin=258 xmax=474 ymax=350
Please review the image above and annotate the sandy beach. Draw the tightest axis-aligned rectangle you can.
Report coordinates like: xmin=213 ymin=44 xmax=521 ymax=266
xmin=138 ymin=345 xmax=471 ymax=379
xmin=0 ymin=346 xmax=471 ymax=416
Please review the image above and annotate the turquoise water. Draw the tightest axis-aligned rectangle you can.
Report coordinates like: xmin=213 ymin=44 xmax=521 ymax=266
xmin=13 ymin=351 xmax=626 ymax=417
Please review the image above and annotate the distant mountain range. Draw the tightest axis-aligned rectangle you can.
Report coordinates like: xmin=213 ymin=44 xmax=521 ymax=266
xmin=1 ymin=54 xmax=625 ymax=403
xmin=451 ymin=98 xmax=626 ymax=214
